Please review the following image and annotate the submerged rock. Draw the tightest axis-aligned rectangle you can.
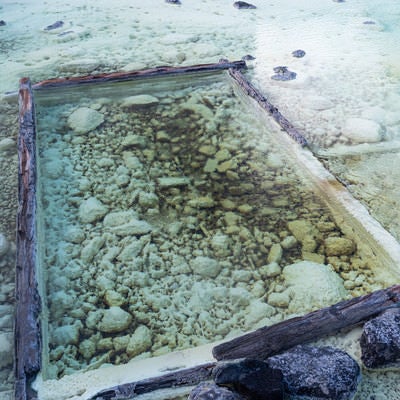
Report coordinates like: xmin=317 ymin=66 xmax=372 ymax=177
xmin=126 ymin=325 xmax=152 ymax=357
xmin=342 ymin=118 xmax=384 ymax=143
xmin=98 ymin=307 xmax=132 ymax=333
xmin=44 ymin=20 xmax=64 ymax=31
xmin=190 ymin=256 xmax=222 ymax=278
xmin=121 ymin=95 xmax=159 ymax=108
xmin=68 ymin=107 xmax=104 ymax=134
xmin=268 ymin=345 xmax=361 ymax=400
xmin=324 ymin=236 xmax=355 ymax=256
xmin=0 ymin=138 xmax=15 ymax=153
xmin=52 ymin=324 xmax=80 ymax=346
xmin=292 ymin=49 xmax=306 ymax=58
xmin=271 ymin=66 xmax=297 ymax=81
xmin=0 ymin=233 xmax=9 ymax=257
xmin=165 ymin=0 xmax=181 ymax=4
xmin=0 ymin=333 xmax=13 ymax=369
xmin=360 ymin=309 xmax=400 ymax=368
xmin=282 ymin=261 xmax=348 ymax=313
xmin=234 ymin=1 xmax=257 ymax=9
xmin=79 ymin=197 xmax=108 ymax=223
xmin=189 ymin=382 xmax=244 ymax=400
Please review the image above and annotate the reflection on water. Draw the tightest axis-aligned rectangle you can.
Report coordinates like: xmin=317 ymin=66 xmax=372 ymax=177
xmin=33 ymin=73 xmax=393 ymax=380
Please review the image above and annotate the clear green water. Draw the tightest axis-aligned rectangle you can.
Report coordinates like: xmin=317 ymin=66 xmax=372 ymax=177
xmin=33 ymin=72 xmax=390 ymax=380
xmin=0 ymin=0 xmax=400 ymax=398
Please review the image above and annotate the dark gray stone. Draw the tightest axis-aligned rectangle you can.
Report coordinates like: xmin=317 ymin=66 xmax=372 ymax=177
xmin=241 ymin=54 xmax=256 ymax=61
xmin=44 ymin=20 xmax=64 ymax=31
xmin=292 ymin=49 xmax=306 ymax=58
xmin=360 ymin=309 xmax=400 ymax=368
xmin=188 ymin=382 xmax=244 ymax=400
xmin=213 ymin=358 xmax=284 ymax=400
xmin=268 ymin=345 xmax=361 ymax=400
xmin=0 ymin=20 xmax=6 ymax=26
xmin=233 ymin=2 xmax=257 ymax=10
xmin=165 ymin=0 xmax=181 ymax=4
xmin=271 ymin=66 xmax=297 ymax=81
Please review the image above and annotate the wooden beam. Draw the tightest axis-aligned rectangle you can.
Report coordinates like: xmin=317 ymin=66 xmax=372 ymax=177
xmin=229 ymin=68 xmax=308 ymax=146
xmin=32 ymin=60 xmax=246 ymax=90
xmin=213 ymin=285 xmax=400 ymax=361
xmin=15 ymin=77 xmax=41 ymax=400
xmin=89 ymin=362 xmax=216 ymax=400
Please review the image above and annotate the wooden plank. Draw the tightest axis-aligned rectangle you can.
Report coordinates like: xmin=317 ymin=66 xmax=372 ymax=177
xmin=228 ymin=68 xmax=308 ymax=146
xmin=212 ymin=285 xmax=400 ymax=361
xmin=89 ymin=362 xmax=216 ymax=400
xmin=32 ymin=60 xmax=246 ymax=90
xmin=15 ymin=77 xmax=41 ymax=400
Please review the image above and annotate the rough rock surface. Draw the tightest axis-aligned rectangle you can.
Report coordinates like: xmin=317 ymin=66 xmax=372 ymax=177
xmin=0 ymin=233 xmax=9 ymax=257
xmin=282 ymin=261 xmax=349 ymax=313
xmin=360 ymin=309 xmax=400 ymax=368
xmin=342 ymin=117 xmax=383 ymax=143
xmin=188 ymin=382 xmax=244 ymax=400
xmin=0 ymin=333 xmax=13 ymax=369
xmin=268 ymin=345 xmax=361 ymax=400
xmin=79 ymin=197 xmax=108 ymax=223
xmin=67 ymin=107 xmax=104 ymax=134
xmin=121 ymin=95 xmax=159 ymax=108
xmin=126 ymin=325 xmax=152 ymax=357
xmin=213 ymin=358 xmax=284 ymax=400
xmin=233 ymin=1 xmax=256 ymax=9
xmin=98 ymin=307 xmax=132 ymax=333
xmin=190 ymin=256 xmax=222 ymax=278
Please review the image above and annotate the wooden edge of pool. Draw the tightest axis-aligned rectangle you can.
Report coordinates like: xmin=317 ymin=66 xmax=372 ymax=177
xmin=16 ymin=77 xmax=42 ymax=400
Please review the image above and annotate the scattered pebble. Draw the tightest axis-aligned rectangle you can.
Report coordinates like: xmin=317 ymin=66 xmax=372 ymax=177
xmin=233 ymin=1 xmax=256 ymax=10
xmin=44 ymin=20 xmax=64 ymax=31
xmin=292 ymin=49 xmax=306 ymax=58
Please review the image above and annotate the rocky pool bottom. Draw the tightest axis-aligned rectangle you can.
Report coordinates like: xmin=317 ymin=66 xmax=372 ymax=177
xmin=32 ymin=75 xmax=398 ymax=381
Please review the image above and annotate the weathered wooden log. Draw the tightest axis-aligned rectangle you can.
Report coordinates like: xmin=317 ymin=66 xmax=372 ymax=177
xmin=32 ymin=60 xmax=246 ymax=90
xmin=213 ymin=285 xmax=400 ymax=361
xmin=90 ymin=362 xmax=216 ymax=400
xmin=228 ymin=67 xmax=308 ymax=146
xmin=15 ymin=77 xmax=41 ymax=400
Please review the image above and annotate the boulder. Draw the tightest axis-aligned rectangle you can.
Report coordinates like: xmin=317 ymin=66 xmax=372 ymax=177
xmin=233 ymin=1 xmax=256 ymax=9
xmin=190 ymin=256 xmax=222 ymax=278
xmin=0 ymin=138 xmax=15 ymax=153
xmin=189 ymin=382 xmax=244 ymax=400
xmin=127 ymin=325 xmax=152 ymax=357
xmin=0 ymin=332 xmax=13 ymax=369
xmin=360 ymin=309 xmax=400 ymax=368
xmin=0 ymin=233 xmax=9 ymax=257
xmin=213 ymin=358 xmax=284 ymax=400
xmin=282 ymin=261 xmax=348 ymax=313
xmin=324 ymin=236 xmax=355 ymax=256
xmin=121 ymin=95 xmax=159 ymax=108
xmin=268 ymin=345 xmax=361 ymax=400
xmin=79 ymin=197 xmax=108 ymax=224
xmin=342 ymin=118 xmax=383 ymax=143
xmin=81 ymin=236 xmax=105 ymax=263
xmin=67 ymin=107 xmax=104 ymax=134
xmin=109 ymin=218 xmax=152 ymax=236
xmin=98 ymin=307 xmax=132 ymax=333
xmin=52 ymin=324 xmax=80 ymax=346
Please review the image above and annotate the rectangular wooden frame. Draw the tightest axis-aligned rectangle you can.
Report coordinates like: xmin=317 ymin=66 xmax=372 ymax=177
xmin=16 ymin=59 xmax=400 ymax=400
